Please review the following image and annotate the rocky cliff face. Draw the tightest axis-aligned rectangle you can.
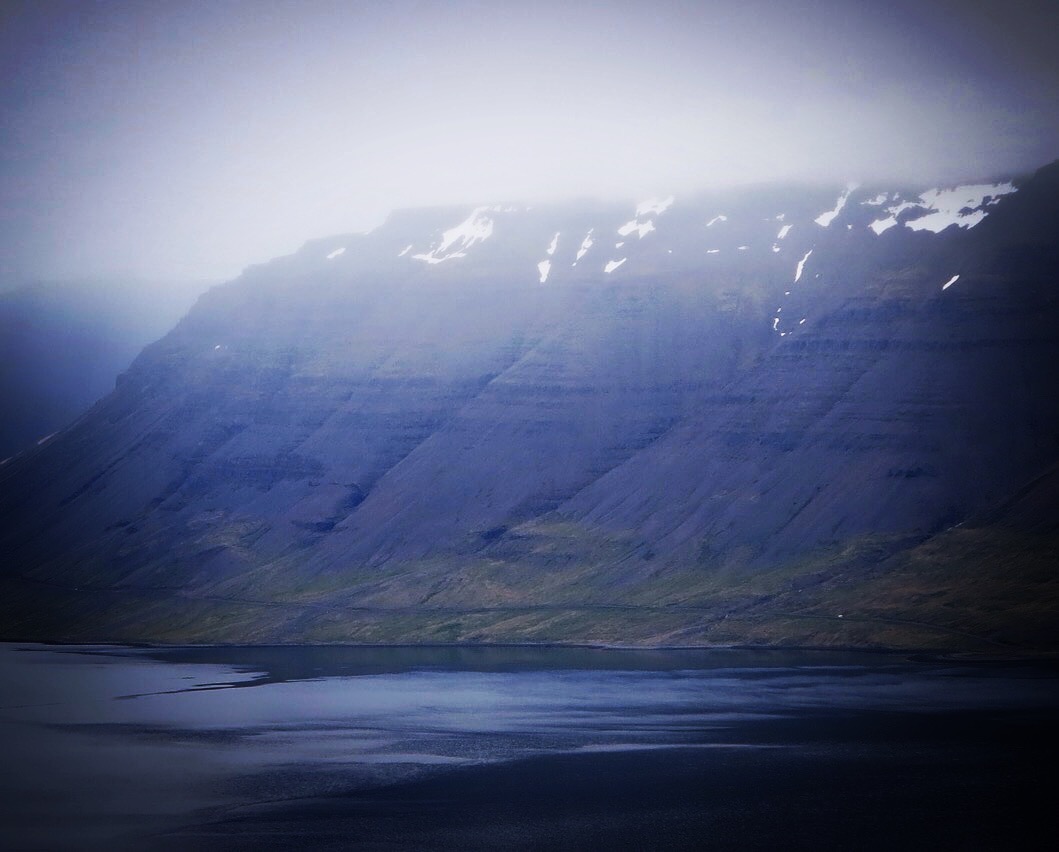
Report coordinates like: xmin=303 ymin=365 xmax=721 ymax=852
xmin=2 ymin=164 xmax=1057 ymax=649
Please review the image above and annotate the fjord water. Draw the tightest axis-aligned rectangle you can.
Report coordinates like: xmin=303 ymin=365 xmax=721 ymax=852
xmin=1 ymin=644 xmax=1055 ymax=850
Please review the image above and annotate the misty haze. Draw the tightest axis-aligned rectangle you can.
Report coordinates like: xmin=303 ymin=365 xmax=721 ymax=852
xmin=1 ymin=1 xmax=1058 ymax=850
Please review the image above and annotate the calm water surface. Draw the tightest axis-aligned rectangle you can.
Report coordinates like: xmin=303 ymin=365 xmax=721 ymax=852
xmin=1 ymin=643 xmax=1056 ymax=850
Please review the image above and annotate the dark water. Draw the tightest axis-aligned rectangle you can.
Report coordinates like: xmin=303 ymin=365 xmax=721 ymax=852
xmin=1 ymin=643 xmax=1056 ymax=850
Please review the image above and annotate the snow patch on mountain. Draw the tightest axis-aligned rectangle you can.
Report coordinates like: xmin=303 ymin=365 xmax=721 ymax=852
xmin=795 ymin=249 xmax=813 ymax=282
xmin=869 ymin=183 xmax=1016 ymax=235
xmin=942 ymin=274 xmax=960 ymax=290
xmin=618 ymin=218 xmax=657 ymax=239
xmin=706 ymin=215 xmax=727 ymax=227
xmin=604 ymin=258 xmax=627 ymax=273
xmin=574 ymin=229 xmax=594 ymax=264
xmin=636 ymin=196 xmax=674 ymax=216
xmin=413 ymin=206 xmax=496 ymax=264
xmin=815 ymin=184 xmax=857 ymax=227
xmin=906 ymin=183 xmax=1017 ymax=233
xmin=869 ymin=200 xmax=922 ymax=235
xmin=326 ymin=247 xmax=346 ymax=260
xmin=538 ymin=260 xmax=552 ymax=283
xmin=614 ymin=196 xmax=672 ymax=242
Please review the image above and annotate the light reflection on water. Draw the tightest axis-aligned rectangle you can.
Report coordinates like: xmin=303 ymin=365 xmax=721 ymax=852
xmin=1 ymin=643 xmax=1056 ymax=850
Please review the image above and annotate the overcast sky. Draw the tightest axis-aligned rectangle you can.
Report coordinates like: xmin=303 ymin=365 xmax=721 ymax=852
xmin=1 ymin=0 xmax=1056 ymax=288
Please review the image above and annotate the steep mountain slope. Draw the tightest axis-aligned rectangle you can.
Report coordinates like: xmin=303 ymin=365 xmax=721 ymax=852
xmin=2 ymin=164 xmax=1057 ymax=649
xmin=0 ymin=277 xmax=210 ymax=458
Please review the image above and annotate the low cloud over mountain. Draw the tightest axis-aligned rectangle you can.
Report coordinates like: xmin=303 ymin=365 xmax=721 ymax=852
xmin=1 ymin=162 xmax=1057 ymax=650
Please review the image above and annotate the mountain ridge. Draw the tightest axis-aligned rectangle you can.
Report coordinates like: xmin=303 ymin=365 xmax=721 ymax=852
xmin=2 ymin=162 xmax=1057 ymax=650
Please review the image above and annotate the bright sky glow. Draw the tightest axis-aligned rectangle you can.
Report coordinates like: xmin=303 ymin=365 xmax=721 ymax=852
xmin=0 ymin=0 xmax=1055 ymax=288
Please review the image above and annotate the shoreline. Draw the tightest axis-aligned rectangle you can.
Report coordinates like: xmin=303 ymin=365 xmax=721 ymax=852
xmin=5 ymin=638 xmax=1057 ymax=665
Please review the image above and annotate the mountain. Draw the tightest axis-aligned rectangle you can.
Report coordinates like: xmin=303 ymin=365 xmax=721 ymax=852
xmin=2 ymin=164 xmax=1057 ymax=651
xmin=0 ymin=277 xmax=211 ymax=459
